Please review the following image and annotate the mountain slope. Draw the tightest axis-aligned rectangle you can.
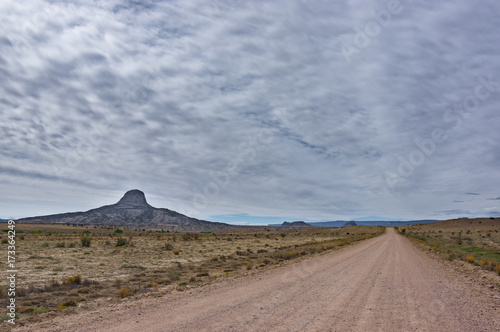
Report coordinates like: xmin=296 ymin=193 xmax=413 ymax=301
xmin=16 ymin=189 xmax=236 ymax=232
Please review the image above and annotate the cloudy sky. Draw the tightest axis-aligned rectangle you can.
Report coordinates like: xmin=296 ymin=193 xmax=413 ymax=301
xmin=1 ymin=0 xmax=500 ymax=224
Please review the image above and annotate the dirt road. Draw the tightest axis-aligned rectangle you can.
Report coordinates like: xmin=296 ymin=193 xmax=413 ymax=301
xmin=17 ymin=228 xmax=500 ymax=331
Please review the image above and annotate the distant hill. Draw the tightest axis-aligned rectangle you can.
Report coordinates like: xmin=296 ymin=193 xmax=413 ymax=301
xmin=341 ymin=220 xmax=357 ymax=227
xmin=280 ymin=221 xmax=312 ymax=228
xmin=15 ymin=189 xmax=237 ymax=232
xmin=409 ymin=217 xmax=498 ymax=229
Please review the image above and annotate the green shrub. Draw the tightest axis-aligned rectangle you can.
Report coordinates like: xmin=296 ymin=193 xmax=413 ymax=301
xmin=1 ymin=313 xmax=19 ymax=321
xmin=115 ymin=229 xmax=123 ymax=234
xmin=80 ymin=236 xmax=91 ymax=247
xmin=31 ymin=306 xmax=51 ymax=316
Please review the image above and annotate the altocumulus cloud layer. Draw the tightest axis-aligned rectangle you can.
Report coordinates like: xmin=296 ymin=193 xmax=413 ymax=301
xmin=1 ymin=0 xmax=500 ymax=223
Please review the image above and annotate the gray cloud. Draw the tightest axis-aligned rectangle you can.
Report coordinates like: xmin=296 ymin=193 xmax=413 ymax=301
xmin=1 ymin=0 xmax=500 ymax=222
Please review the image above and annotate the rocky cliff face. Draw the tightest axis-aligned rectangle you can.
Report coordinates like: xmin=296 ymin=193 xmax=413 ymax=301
xmin=16 ymin=189 xmax=236 ymax=232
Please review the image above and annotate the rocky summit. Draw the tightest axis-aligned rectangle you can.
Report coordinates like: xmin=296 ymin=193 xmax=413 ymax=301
xmin=116 ymin=189 xmax=151 ymax=207
xmin=16 ymin=190 xmax=236 ymax=232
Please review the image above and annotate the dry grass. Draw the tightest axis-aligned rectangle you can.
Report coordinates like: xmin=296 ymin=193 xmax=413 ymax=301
xmin=396 ymin=218 xmax=500 ymax=275
xmin=0 ymin=223 xmax=384 ymax=326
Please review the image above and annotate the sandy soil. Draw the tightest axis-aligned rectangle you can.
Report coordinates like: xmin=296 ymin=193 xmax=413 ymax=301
xmin=15 ymin=228 xmax=500 ymax=331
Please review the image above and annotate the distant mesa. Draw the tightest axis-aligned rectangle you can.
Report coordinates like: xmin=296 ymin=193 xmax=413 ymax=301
xmin=341 ymin=220 xmax=358 ymax=228
xmin=281 ymin=221 xmax=312 ymax=228
xmin=269 ymin=219 xmax=443 ymax=228
xmin=15 ymin=189 xmax=236 ymax=232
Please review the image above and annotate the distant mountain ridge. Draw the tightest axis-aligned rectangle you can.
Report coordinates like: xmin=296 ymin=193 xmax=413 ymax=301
xmin=269 ymin=220 xmax=442 ymax=227
xmin=16 ymin=189 xmax=237 ymax=232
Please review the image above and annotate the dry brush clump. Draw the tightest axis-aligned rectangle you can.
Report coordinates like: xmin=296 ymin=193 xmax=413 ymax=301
xmin=116 ymin=237 xmax=128 ymax=247
xmin=181 ymin=232 xmax=200 ymax=241
xmin=118 ymin=288 xmax=134 ymax=298
xmin=58 ymin=298 xmax=77 ymax=310
xmin=64 ymin=275 xmax=82 ymax=285
xmin=80 ymin=236 xmax=92 ymax=247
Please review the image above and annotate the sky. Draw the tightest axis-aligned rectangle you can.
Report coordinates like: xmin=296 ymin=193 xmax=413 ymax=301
xmin=1 ymin=0 xmax=500 ymax=225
